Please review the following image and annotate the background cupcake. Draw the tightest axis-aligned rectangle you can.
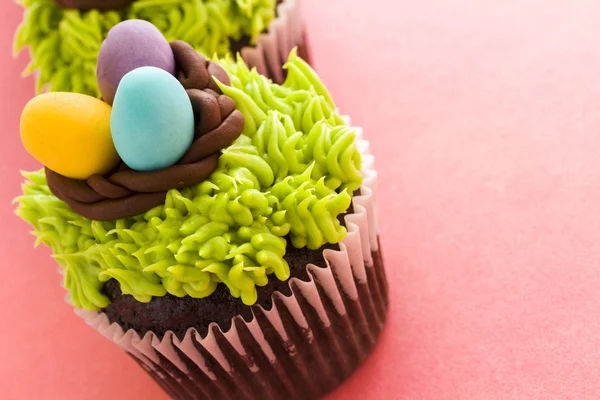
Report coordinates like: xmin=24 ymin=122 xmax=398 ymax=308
xmin=16 ymin=22 xmax=385 ymax=399
xmin=14 ymin=0 xmax=311 ymax=95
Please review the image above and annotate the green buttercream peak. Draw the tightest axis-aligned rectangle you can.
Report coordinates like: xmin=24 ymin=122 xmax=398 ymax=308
xmin=15 ymin=52 xmax=362 ymax=310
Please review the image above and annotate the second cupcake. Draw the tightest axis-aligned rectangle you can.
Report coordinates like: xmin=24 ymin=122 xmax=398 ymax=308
xmin=14 ymin=0 xmax=311 ymax=95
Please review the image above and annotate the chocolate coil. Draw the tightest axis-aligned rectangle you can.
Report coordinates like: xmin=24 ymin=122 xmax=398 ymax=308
xmin=46 ymin=41 xmax=244 ymax=221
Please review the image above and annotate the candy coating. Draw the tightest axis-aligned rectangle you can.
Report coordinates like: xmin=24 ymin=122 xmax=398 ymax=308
xmin=97 ymin=20 xmax=176 ymax=105
xmin=110 ymin=67 xmax=195 ymax=172
xmin=20 ymin=92 xmax=119 ymax=180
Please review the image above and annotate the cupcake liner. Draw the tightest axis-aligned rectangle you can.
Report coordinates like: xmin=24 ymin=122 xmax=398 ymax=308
xmin=74 ymin=122 xmax=388 ymax=399
xmin=240 ymin=0 xmax=310 ymax=84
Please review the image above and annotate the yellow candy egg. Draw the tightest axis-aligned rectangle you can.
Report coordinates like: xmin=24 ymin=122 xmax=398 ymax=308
xmin=20 ymin=92 xmax=119 ymax=180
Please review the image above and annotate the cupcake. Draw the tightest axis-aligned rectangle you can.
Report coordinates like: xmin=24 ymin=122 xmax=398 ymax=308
xmin=14 ymin=0 xmax=311 ymax=96
xmin=15 ymin=21 xmax=387 ymax=399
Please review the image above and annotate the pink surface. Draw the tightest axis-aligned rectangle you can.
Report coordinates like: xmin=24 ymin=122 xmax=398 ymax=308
xmin=2 ymin=0 xmax=600 ymax=398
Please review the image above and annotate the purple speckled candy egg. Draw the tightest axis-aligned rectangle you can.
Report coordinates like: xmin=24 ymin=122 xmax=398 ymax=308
xmin=97 ymin=20 xmax=175 ymax=105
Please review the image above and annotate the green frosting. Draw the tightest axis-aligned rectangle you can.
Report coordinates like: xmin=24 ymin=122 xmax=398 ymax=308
xmin=14 ymin=0 xmax=276 ymax=96
xmin=16 ymin=51 xmax=362 ymax=310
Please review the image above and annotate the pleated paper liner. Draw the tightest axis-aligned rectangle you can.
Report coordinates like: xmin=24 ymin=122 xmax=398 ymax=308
xmin=240 ymin=0 xmax=312 ymax=84
xmin=75 ymin=128 xmax=388 ymax=400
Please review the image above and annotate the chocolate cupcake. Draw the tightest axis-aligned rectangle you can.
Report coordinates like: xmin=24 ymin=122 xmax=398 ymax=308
xmin=14 ymin=0 xmax=311 ymax=96
xmin=16 ymin=22 xmax=386 ymax=399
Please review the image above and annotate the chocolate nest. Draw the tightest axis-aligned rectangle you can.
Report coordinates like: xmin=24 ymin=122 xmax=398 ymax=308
xmin=46 ymin=41 xmax=244 ymax=221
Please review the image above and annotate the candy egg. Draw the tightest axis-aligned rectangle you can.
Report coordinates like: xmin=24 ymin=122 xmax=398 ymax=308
xmin=97 ymin=20 xmax=175 ymax=105
xmin=111 ymin=66 xmax=195 ymax=172
xmin=20 ymin=92 xmax=119 ymax=180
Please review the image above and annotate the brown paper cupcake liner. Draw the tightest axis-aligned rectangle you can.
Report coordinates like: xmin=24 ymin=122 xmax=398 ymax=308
xmin=75 ymin=125 xmax=388 ymax=399
xmin=241 ymin=0 xmax=311 ymax=84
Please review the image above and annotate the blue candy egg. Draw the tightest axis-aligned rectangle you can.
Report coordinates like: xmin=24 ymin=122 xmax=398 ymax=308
xmin=111 ymin=66 xmax=195 ymax=171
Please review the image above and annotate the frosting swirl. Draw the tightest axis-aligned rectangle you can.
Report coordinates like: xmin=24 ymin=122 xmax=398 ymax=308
xmin=46 ymin=41 xmax=244 ymax=220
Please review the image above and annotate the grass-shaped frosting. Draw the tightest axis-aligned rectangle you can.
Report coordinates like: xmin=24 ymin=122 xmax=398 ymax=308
xmin=16 ymin=50 xmax=362 ymax=310
xmin=14 ymin=0 xmax=276 ymax=96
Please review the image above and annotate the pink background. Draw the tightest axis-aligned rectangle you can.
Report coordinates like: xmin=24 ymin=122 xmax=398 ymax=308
xmin=2 ymin=0 xmax=600 ymax=398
